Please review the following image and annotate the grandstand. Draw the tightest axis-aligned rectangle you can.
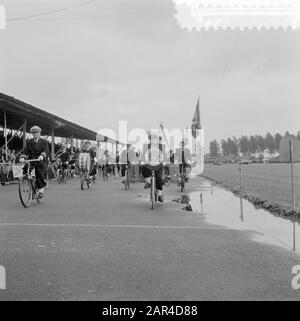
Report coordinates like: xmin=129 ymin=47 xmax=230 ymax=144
xmin=0 ymin=92 xmax=121 ymax=161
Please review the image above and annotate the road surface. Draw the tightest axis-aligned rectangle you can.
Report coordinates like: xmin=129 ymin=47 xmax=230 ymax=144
xmin=0 ymin=175 xmax=299 ymax=300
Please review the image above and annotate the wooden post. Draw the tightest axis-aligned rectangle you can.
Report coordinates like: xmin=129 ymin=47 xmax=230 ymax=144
xmin=51 ymin=126 xmax=55 ymax=161
xmin=290 ymin=140 xmax=296 ymax=251
xmin=240 ymin=197 xmax=244 ymax=222
xmin=200 ymin=192 xmax=203 ymax=213
xmin=4 ymin=110 xmax=7 ymax=161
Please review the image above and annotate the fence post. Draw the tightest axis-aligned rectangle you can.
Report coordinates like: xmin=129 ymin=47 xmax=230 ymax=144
xmin=290 ymin=140 xmax=296 ymax=251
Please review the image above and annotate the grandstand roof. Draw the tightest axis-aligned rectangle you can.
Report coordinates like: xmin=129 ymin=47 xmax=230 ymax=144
xmin=0 ymin=92 xmax=120 ymax=144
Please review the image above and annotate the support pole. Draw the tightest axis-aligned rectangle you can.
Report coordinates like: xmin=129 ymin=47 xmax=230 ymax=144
xmin=23 ymin=117 xmax=27 ymax=150
xmin=51 ymin=126 xmax=55 ymax=161
xmin=239 ymin=163 xmax=243 ymax=190
xmin=4 ymin=110 xmax=7 ymax=161
xmin=116 ymin=142 xmax=119 ymax=164
xmin=70 ymin=133 xmax=74 ymax=152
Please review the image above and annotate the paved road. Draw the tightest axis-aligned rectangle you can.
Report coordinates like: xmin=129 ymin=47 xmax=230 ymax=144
xmin=0 ymin=176 xmax=299 ymax=300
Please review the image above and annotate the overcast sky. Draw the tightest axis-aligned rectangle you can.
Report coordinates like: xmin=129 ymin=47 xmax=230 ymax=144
xmin=0 ymin=0 xmax=299 ymax=146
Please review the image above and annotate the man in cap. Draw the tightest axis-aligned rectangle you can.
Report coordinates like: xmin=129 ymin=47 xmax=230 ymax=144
xmin=141 ymin=130 xmax=165 ymax=202
xmin=20 ymin=126 xmax=49 ymax=198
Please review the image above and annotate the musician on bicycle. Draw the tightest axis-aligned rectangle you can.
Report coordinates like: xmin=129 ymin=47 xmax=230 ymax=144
xmin=19 ymin=126 xmax=49 ymax=198
xmin=79 ymin=140 xmax=97 ymax=189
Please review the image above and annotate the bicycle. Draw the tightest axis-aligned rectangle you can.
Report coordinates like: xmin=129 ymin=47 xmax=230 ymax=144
xmin=177 ymin=163 xmax=190 ymax=193
xmin=80 ymin=171 xmax=92 ymax=190
xmin=143 ymin=163 xmax=163 ymax=210
xmin=150 ymin=169 xmax=157 ymax=209
xmin=54 ymin=158 xmax=62 ymax=182
xmin=180 ymin=167 xmax=186 ymax=193
xmin=102 ymin=163 xmax=109 ymax=181
xmin=19 ymin=159 xmax=44 ymax=208
xmin=90 ymin=163 xmax=97 ymax=184
xmin=59 ymin=164 xmax=68 ymax=184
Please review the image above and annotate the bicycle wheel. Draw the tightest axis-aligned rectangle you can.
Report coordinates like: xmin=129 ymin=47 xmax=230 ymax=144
xmin=125 ymin=170 xmax=130 ymax=190
xmin=180 ymin=172 xmax=185 ymax=193
xmin=150 ymin=176 xmax=155 ymax=209
xmin=19 ymin=176 xmax=33 ymax=208
xmin=62 ymin=170 xmax=67 ymax=183
xmin=87 ymin=177 xmax=91 ymax=189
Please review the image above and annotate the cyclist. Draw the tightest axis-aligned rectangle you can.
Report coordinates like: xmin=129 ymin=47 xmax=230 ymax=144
xmin=174 ymin=138 xmax=192 ymax=186
xmin=120 ymin=144 xmax=138 ymax=184
xmin=102 ymin=149 xmax=113 ymax=178
xmin=69 ymin=152 xmax=77 ymax=178
xmin=19 ymin=126 xmax=49 ymax=198
xmin=141 ymin=131 xmax=165 ymax=202
xmin=57 ymin=145 xmax=70 ymax=179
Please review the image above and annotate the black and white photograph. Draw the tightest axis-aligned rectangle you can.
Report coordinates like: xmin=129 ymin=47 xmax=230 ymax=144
xmin=0 ymin=0 xmax=300 ymax=306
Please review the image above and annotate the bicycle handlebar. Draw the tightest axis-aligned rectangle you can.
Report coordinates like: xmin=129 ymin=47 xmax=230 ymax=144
xmin=24 ymin=159 xmax=42 ymax=163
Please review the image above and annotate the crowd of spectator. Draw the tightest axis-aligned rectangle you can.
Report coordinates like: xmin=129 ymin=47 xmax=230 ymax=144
xmin=0 ymin=131 xmax=82 ymax=184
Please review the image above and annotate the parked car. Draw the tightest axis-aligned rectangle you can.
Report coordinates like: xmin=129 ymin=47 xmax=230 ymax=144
xmin=239 ymin=159 xmax=252 ymax=165
xmin=213 ymin=160 xmax=223 ymax=165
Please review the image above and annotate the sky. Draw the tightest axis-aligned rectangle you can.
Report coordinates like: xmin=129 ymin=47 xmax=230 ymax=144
xmin=0 ymin=0 xmax=300 ymax=147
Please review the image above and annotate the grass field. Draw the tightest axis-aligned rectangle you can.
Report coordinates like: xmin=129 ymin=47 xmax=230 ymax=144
xmin=202 ymin=163 xmax=300 ymax=215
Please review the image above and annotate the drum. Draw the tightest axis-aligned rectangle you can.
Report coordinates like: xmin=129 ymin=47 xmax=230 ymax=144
xmin=78 ymin=153 xmax=91 ymax=172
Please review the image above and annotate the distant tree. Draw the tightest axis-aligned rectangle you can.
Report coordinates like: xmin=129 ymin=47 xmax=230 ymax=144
xmin=274 ymin=133 xmax=282 ymax=151
xmin=221 ymin=139 xmax=228 ymax=156
xmin=249 ymin=136 xmax=258 ymax=155
xmin=297 ymin=130 xmax=300 ymax=142
xmin=256 ymin=135 xmax=265 ymax=152
xmin=239 ymin=136 xmax=250 ymax=155
xmin=209 ymin=140 xmax=220 ymax=158
xmin=265 ymin=132 xmax=276 ymax=153
xmin=227 ymin=137 xmax=238 ymax=156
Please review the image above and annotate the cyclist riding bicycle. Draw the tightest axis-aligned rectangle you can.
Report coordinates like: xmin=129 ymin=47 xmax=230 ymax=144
xmin=19 ymin=126 xmax=49 ymax=198
xmin=102 ymin=149 xmax=113 ymax=178
xmin=69 ymin=152 xmax=77 ymax=177
xmin=120 ymin=144 xmax=138 ymax=184
xmin=141 ymin=131 xmax=165 ymax=203
xmin=57 ymin=145 xmax=70 ymax=174
xmin=174 ymin=138 xmax=192 ymax=186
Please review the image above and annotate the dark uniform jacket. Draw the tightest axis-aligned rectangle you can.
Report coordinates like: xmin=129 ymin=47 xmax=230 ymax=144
xmin=23 ymin=138 xmax=49 ymax=165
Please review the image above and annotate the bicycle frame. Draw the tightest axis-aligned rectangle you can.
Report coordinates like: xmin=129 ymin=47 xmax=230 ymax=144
xmin=150 ymin=170 xmax=157 ymax=210
xmin=180 ymin=165 xmax=186 ymax=193
xmin=19 ymin=159 xmax=42 ymax=207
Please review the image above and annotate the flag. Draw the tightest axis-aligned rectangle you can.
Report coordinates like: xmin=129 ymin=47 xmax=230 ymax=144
xmin=191 ymin=97 xmax=201 ymax=138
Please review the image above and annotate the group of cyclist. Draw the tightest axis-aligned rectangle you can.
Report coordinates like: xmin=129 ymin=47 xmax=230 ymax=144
xmin=19 ymin=125 xmax=193 ymax=201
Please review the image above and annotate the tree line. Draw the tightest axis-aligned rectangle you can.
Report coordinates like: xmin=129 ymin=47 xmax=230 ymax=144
xmin=209 ymin=131 xmax=300 ymax=158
